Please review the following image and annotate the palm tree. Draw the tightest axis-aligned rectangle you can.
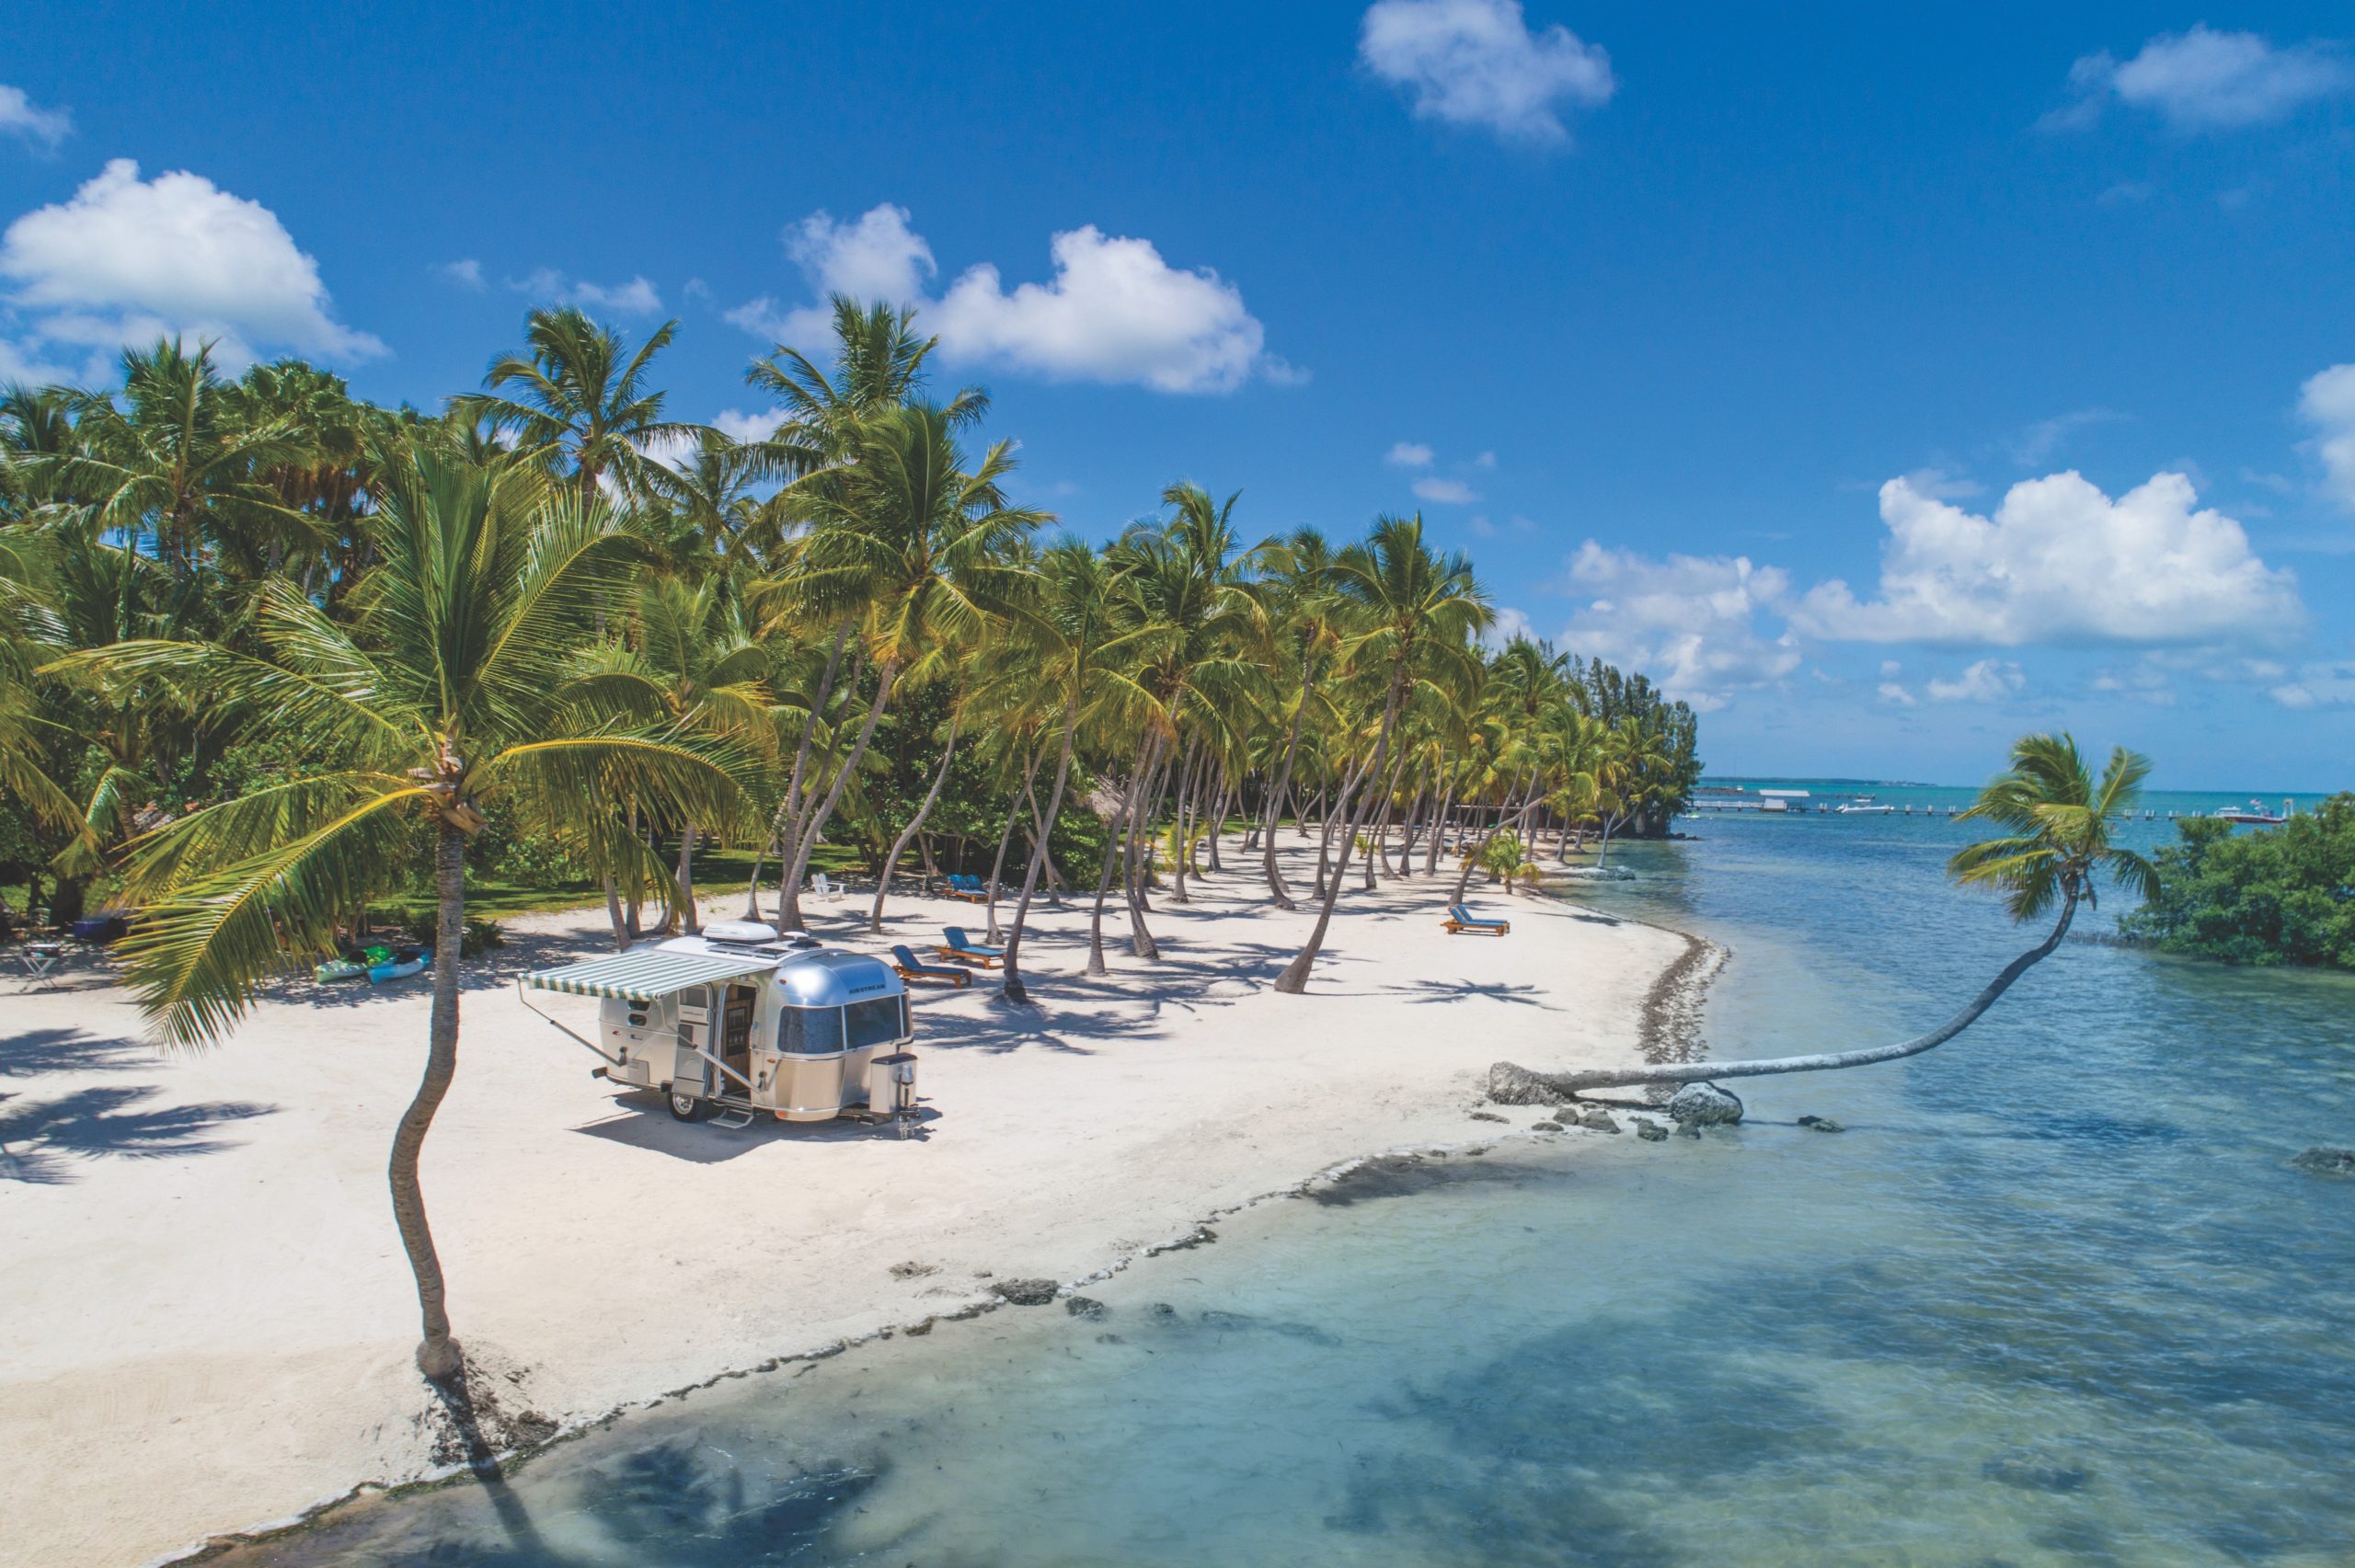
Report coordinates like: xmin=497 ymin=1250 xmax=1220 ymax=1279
xmin=1254 ymin=527 xmax=1340 ymax=909
xmin=457 ymin=307 xmax=706 ymax=499
xmin=570 ymin=574 xmax=775 ymax=938
xmin=42 ymin=340 xmax=316 ymax=586
xmin=1096 ymin=498 xmax=1265 ymax=960
xmin=0 ymin=528 xmax=89 ymax=843
xmin=737 ymin=299 xmax=986 ymax=919
xmin=765 ymin=401 xmax=1044 ymax=930
xmin=980 ymin=538 xmax=1152 ymax=1001
xmin=54 ymin=446 xmax=752 ymax=1381
xmin=1502 ymin=734 xmax=2159 ymax=1096
xmin=1275 ymin=515 xmax=1489 ymax=994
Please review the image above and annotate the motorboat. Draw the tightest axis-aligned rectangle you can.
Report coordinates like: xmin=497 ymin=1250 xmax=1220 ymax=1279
xmin=520 ymin=920 xmax=920 ymax=1133
xmin=1834 ymin=799 xmax=1897 ymax=816
xmin=2213 ymin=798 xmax=2291 ymax=826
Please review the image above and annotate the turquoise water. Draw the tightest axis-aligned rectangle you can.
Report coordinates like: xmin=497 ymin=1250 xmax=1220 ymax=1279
xmin=216 ymin=796 xmax=2355 ymax=1566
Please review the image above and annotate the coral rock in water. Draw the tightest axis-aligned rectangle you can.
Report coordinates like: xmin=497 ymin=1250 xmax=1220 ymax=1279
xmin=1666 ymin=1082 xmax=1744 ymax=1127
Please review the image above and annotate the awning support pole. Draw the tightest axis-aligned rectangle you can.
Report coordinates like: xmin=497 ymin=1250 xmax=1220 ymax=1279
xmin=684 ymin=1043 xmax=759 ymax=1095
xmin=516 ymin=980 xmax=626 ymax=1066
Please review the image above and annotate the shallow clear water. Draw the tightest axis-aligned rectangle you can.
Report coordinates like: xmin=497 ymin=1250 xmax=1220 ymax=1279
xmin=221 ymin=794 xmax=2355 ymax=1567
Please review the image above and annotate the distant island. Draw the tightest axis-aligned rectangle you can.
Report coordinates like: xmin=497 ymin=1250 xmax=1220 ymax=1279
xmin=1701 ymin=777 xmax=1940 ymax=791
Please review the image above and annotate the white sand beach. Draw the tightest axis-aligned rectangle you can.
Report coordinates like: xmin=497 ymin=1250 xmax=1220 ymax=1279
xmin=0 ymin=843 xmax=1681 ymax=1568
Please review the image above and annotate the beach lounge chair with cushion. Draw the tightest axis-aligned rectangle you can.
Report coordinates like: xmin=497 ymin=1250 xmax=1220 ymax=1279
xmin=944 ymin=874 xmax=989 ymax=903
xmin=1443 ymin=904 xmax=1511 ymax=936
xmin=891 ymin=944 xmax=972 ymax=988
xmin=936 ymin=925 xmax=1005 ymax=967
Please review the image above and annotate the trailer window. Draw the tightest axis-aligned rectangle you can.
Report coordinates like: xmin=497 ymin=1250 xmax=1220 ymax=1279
xmin=844 ymin=995 xmax=908 ymax=1048
xmin=775 ymin=1006 xmax=844 ymax=1056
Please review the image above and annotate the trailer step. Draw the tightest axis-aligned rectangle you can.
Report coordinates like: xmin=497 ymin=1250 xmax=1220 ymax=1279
xmin=711 ymin=1107 xmax=755 ymax=1129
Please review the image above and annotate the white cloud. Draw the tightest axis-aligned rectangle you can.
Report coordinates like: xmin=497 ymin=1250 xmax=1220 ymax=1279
xmin=1413 ymin=475 xmax=1478 ymax=505
xmin=2058 ymin=27 xmax=2351 ymax=130
xmin=2010 ymin=406 xmax=2125 ymax=465
xmin=1472 ymin=449 xmax=1497 ymax=469
xmin=0 ymin=336 xmax=75 ymax=384
xmin=2269 ymin=662 xmax=2355 ymax=708
xmin=0 ymin=159 xmax=382 ymax=369
xmin=0 ymin=86 xmax=71 ymax=151
xmin=731 ymin=204 xmax=1280 ymax=395
xmin=1877 ymin=681 xmax=1918 ymax=707
xmin=1558 ymin=543 xmax=1801 ymax=712
xmin=511 ymin=268 xmax=661 ymax=315
xmin=2299 ymin=363 xmax=2355 ymax=509
xmin=931 ymin=225 xmax=1267 ymax=393
xmin=438 ymin=258 xmax=485 ymax=290
xmin=1482 ymin=604 xmax=1534 ymax=648
xmin=711 ymin=407 xmax=784 ymax=445
xmin=1897 ymin=465 xmax=1983 ymax=501
xmin=1385 ymin=441 xmax=1434 ymax=466
xmin=1926 ymin=658 xmax=2026 ymax=703
xmin=1359 ymin=0 xmax=1614 ymax=145
xmin=1792 ymin=470 xmax=2302 ymax=647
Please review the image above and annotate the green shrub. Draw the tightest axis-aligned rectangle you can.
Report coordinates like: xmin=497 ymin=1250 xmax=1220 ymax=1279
xmin=2120 ymin=795 xmax=2355 ymax=967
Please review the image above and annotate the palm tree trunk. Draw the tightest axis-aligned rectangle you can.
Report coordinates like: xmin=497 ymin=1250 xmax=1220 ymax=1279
xmin=1002 ymin=710 xmax=1078 ymax=1004
xmin=1501 ymin=897 xmax=2080 ymax=1096
xmin=603 ymin=871 xmax=628 ymax=952
xmin=1124 ymin=731 xmax=1168 ymax=958
xmin=393 ymin=818 xmax=466 ymax=1381
xmin=1275 ymin=678 xmax=1403 ymax=995
xmin=746 ymin=623 xmax=851 ymax=920
xmin=1259 ymin=655 xmax=1314 ymax=910
xmin=983 ymin=774 xmax=1026 ymax=943
xmin=1363 ymin=750 xmax=1408 ymax=890
xmin=1086 ymin=813 xmax=1122 ymax=977
xmin=674 ymin=823 xmax=698 ymax=934
xmin=1021 ymin=773 xmax=1065 ymax=903
xmin=624 ymin=800 xmax=643 ymax=937
xmin=1170 ymin=742 xmax=1202 ymax=904
xmin=779 ymin=658 xmax=898 ymax=932
xmin=869 ymin=713 xmax=960 ymax=933
xmin=1205 ymin=772 xmax=1231 ymax=874
xmin=1413 ymin=776 xmax=1450 ymax=871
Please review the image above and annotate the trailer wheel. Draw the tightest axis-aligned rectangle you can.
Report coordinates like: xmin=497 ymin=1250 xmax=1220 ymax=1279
xmin=667 ymin=1089 xmax=709 ymax=1122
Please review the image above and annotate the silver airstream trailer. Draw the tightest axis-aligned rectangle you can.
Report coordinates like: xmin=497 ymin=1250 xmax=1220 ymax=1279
xmin=520 ymin=921 xmax=919 ymax=1133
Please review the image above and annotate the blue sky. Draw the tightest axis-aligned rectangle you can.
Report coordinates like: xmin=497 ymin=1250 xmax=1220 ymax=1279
xmin=6 ymin=2 xmax=2353 ymax=787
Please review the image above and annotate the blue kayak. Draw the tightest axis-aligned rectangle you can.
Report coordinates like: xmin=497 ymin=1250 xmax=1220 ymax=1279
xmin=368 ymin=948 xmax=432 ymax=984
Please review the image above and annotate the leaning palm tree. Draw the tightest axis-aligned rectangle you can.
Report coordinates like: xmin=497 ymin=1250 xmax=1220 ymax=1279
xmin=978 ymin=538 xmax=1155 ymax=1002
xmin=1498 ymin=734 xmax=2159 ymax=1096
xmin=52 ymin=446 xmax=752 ymax=1382
xmin=765 ymin=401 xmax=1044 ymax=930
xmin=1275 ymin=515 xmax=1490 ymax=994
xmin=457 ymin=307 xmax=706 ymax=499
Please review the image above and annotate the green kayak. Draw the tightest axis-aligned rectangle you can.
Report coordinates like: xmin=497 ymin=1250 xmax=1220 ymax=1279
xmin=315 ymin=944 xmax=392 ymax=982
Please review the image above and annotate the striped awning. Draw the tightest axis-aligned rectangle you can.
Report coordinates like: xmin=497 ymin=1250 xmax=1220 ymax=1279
xmin=522 ymin=949 xmax=776 ymax=1001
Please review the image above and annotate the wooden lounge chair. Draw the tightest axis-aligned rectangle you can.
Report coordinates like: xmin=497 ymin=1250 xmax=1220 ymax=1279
xmin=943 ymin=874 xmax=990 ymax=904
xmin=1443 ymin=903 xmax=1511 ymax=936
xmin=891 ymin=944 xmax=972 ymax=988
xmin=936 ymin=925 xmax=1005 ymax=967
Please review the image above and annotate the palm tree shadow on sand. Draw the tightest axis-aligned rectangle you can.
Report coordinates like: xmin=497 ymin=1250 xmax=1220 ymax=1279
xmin=0 ymin=1082 xmax=274 ymax=1185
